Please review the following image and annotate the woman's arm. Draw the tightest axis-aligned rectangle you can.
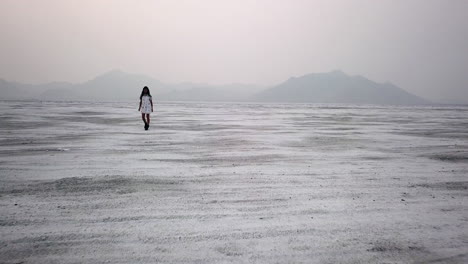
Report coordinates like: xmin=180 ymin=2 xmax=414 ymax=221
xmin=150 ymin=99 xmax=153 ymax=112
xmin=138 ymin=99 xmax=142 ymax=111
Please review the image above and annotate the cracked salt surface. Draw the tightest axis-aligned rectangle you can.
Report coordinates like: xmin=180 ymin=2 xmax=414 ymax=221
xmin=0 ymin=100 xmax=467 ymax=263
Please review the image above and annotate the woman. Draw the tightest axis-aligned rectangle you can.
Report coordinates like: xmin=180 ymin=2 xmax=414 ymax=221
xmin=138 ymin=86 xmax=153 ymax=130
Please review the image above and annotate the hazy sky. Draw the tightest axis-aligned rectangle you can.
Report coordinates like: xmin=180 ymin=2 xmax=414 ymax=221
xmin=1 ymin=0 xmax=467 ymax=103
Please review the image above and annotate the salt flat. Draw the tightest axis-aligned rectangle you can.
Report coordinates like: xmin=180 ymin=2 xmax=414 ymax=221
xmin=0 ymin=100 xmax=467 ymax=263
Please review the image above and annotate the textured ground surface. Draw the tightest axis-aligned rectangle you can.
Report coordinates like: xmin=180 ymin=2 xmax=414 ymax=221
xmin=1 ymin=101 xmax=467 ymax=263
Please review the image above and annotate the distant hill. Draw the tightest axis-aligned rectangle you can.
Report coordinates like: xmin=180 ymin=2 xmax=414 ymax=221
xmin=0 ymin=70 xmax=169 ymax=101
xmin=0 ymin=70 xmax=262 ymax=102
xmin=0 ymin=70 xmax=429 ymax=105
xmin=254 ymin=70 xmax=429 ymax=105
xmin=0 ymin=79 xmax=73 ymax=100
xmin=39 ymin=70 xmax=173 ymax=101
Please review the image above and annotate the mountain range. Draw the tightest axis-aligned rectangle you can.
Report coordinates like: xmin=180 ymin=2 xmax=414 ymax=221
xmin=255 ymin=70 xmax=429 ymax=105
xmin=0 ymin=70 xmax=430 ymax=105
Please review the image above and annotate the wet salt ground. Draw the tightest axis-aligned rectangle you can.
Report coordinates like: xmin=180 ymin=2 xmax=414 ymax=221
xmin=0 ymin=100 xmax=467 ymax=263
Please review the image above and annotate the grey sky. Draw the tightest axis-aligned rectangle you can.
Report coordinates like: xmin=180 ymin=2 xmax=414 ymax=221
xmin=1 ymin=0 xmax=467 ymax=103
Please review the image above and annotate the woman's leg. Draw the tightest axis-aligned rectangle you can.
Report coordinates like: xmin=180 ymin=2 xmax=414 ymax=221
xmin=146 ymin=114 xmax=150 ymax=125
xmin=141 ymin=113 xmax=147 ymax=124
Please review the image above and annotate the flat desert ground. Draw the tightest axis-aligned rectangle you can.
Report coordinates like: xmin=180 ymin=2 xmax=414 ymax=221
xmin=0 ymin=101 xmax=467 ymax=263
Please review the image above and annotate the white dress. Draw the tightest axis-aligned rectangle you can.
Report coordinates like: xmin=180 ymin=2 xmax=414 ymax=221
xmin=140 ymin=95 xmax=152 ymax=114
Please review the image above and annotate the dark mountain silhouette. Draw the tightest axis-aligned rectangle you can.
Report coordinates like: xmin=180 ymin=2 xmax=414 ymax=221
xmin=254 ymin=70 xmax=429 ymax=105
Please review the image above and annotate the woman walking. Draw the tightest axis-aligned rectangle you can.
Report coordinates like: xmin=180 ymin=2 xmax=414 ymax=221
xmin=138 ymin=86 xmax=153 ymax=130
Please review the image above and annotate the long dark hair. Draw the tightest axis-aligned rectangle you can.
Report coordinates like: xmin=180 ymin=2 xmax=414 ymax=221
xmin=140 ymin=86 xmax=152 ymax=100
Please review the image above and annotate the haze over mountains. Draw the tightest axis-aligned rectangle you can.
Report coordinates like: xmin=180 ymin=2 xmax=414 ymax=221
xmin=0 ymin=70 xmax=430 ymax=105
xmin=256 ymin=70 xmax=429 ymax=105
